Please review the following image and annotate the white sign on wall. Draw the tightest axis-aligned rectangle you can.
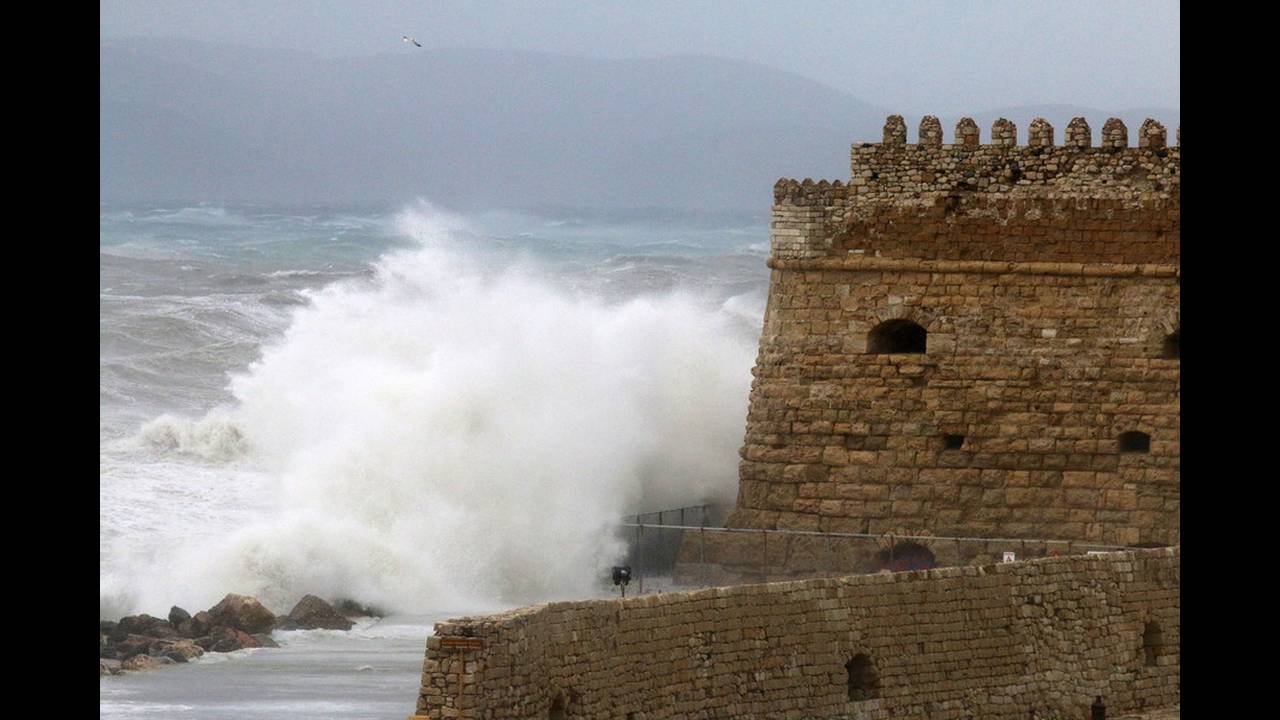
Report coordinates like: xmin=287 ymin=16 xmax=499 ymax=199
xmin=1002 ymin=552 xmax=1016 ymax=563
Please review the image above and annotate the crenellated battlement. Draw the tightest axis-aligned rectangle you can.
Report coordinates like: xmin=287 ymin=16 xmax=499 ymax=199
xmin=867 ymin=114 xmax=1178 ymax=151
xmin=771 ymin=115 xmax=1179 ymax=210
xmin=771 ymin=114 xmax=1179 ymax=263
xmin=848 ymin=115 xmax=1179 ymax=202
xmin=772 ymin=178 xmax=847 ymax=206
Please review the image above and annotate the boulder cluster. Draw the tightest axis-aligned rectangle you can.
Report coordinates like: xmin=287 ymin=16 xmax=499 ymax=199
xmin=100 ymin=593 xmax=373 ymax=676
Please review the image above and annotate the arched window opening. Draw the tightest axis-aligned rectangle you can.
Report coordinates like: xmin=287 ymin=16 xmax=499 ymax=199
xmin=1142 ymin=621 xmax=1163 ymax=667
xmin=867 ymin=319 xmax=927 ymax=354
xmin=875 ymin=542 xmax=937 ymax=573
xmin=549 ymin=694 xmax=567 ymax=720
xmin=1118 ymin=431 xmax=1151 ymax=454
xmin=846 ymin=654 xmax=880 ymax=701
xmin=1162 ymin=329 xmax=1179 ymax=359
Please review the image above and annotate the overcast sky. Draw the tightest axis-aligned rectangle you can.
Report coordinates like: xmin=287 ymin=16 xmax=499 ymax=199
xmin=100 ymin=0 xmax=1179 ymax=114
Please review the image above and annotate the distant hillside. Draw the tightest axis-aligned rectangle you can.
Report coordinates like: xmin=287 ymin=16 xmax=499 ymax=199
xmin=100 ymin=39 xmax=1178 ymax=212
xmin=101 ymin=39 xmax=888 ymax=211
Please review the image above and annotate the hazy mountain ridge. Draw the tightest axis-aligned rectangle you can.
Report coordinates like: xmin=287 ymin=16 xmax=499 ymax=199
xmin=101 ymin=39 xmax=1177 ymax=211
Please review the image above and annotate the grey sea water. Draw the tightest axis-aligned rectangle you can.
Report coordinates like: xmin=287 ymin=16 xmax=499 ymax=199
xmin=100 ymin=202 xmax=769 ymax=718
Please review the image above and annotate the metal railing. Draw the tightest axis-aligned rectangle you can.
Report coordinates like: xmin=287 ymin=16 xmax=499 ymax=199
xmin=614 ymin=511 xmax=1151 ymax=594
xmin=623 ymin=503 xmax=723 ymax=529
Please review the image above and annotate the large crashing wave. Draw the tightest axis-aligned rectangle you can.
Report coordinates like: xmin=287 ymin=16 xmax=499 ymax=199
xmin=106 ymin=203 xmax=762 ymax=615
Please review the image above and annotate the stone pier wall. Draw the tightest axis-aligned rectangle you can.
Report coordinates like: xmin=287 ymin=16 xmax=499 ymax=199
xmin=414 ymin=547 xmax=1179 ymax=719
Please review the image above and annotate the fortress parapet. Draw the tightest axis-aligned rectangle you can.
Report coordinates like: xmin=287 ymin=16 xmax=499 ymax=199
xmin=771 ymin=115 xmax=1180 ymax=264
xmin=847 ymin=115 xmax=1178 ymax=201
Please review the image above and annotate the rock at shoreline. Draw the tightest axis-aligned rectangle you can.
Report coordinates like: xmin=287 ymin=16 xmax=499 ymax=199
xmin=117 ymin=613 xmax=179 ymax=639
xmin=148 ymin=638 xmax=205 ymax=663
xmin=121 ymin=654 xmax=156 ymax=671
xmin=208 ymin=594 xmax=276 ymax=634
xmin=251 ymin=633 xmax=280 ymax=648
xmin=179 ymin=610 xmax=214 ymax=638
xmin=116 ymin=633 xmax=157 ymax=658
xmin=287 ymin=595 xmax=355 ymax=631
xmin=200 ymin=627 xmax=261 ymax=653
xmin=273 ymin=616 xmax=301 ymax=631
xmin=101 ymin=591 xmax=366 ymax=675
xmin=333 ymin=599 xmax=383 ymax=618
xmin=168 ymin=606 xmax=192 ymax=627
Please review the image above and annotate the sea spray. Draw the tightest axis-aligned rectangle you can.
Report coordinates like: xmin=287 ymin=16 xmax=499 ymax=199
xmin=105 ymin=202 xmax=763 ymax=615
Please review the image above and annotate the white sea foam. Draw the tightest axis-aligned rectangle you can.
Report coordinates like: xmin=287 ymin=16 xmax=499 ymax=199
xmin=138 ymin=413 xmax=251 ymax=461
xmin=107 ymin=201 xmax=762 ymax=616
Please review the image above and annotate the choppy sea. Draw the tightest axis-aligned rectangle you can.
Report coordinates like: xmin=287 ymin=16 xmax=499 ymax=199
xmin=100 ymin=200 xmax=769 ymax=718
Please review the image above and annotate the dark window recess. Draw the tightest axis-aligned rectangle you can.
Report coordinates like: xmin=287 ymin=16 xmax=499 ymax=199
xmin=875 ymin=542 xmax=937 ymax=573
xmin=549 ymin=695 xmax=567 ymax=720
xmin=846 ymin=654 xmax=880 ymax=701
xmin=943 ymin=434 xmax=965 ymax=450
xmin=1163 ymin=329 xmax=1179 ymax=359
xmin=868 ymin=319 xmax=927 ymax=354
xmin=1118 ymin=431 xmax=1151 ymax=454
xmin=1142 ymin=621 xmax=1163 ymax=667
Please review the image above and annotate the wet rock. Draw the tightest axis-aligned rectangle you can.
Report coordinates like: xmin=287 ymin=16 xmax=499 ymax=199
xmin=100 ymin=644 xmax=121 ymax=660
xmin=210 ymin=637 xmax=241 ymax=653
xmin=147 ymin=638 xmax=174 ymax=656
xmin=333 ymin=599 xmax=384 ymax=618
xmin=205 ymin=627 xmax=260 ymax=653
xmin=179 ymin=610 xmax=214 ymax=638
xmin=173 ymin=639 xmax=205 ymax=660
xmin=116 ymin=633 xmax=157 ymax=659
xmin=251 ymin=633 xmax=280 ymax=648
xmin=122 ymin=654 xmax=156 ymax=671
xmin=117 ymin=613 xmax=179 ymax=639
xmin=168 ymin=606 xmax=192 ymax=627
xmin=150 ymin=638 xmax=205 ymax=662
xmin=207 ymin=594 xmax=276 ymax=634
xmin=100 ymin=620 xmax=119 ymax=637
xmin=100 ymin=658 xmax=123 ymax=676
xmin=287 ymin=595 xmax=355 ymax=631
xmin=273 ymin=616 xmax=301 ymax=631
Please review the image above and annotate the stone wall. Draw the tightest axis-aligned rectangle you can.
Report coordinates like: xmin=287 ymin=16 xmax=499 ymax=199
xmin=413 ymin=547 xmax=1179 ymax=719
xmin=730 ymin=115 xmax=1179 ymax=549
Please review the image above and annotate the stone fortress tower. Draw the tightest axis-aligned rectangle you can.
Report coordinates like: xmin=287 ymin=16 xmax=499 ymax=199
xmin=716 ymin=114 xmax=1179 ymax=574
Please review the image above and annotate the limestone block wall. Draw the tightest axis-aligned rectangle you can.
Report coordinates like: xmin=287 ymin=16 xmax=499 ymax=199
xmin=730 ymin=262 xmax=1180 ymax=547
xmin=414 ymin=547 xmax=1179 ymax=719
xmin=734 ymin=115 xmax=1180 ymax=549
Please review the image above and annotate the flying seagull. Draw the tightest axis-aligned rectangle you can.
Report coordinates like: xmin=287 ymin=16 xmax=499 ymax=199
xmin=402 ymin=36 xmax=422 ymax=47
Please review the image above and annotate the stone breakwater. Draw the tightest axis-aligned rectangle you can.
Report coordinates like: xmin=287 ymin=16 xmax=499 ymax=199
xmin=414 ymin=548 xmax=1178 ymax=720
xmin=99 ymin=593 xmax=375 ymax=675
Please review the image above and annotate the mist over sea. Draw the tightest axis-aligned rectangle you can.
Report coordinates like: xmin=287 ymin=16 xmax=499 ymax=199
xmin=100 ymin=200 xmax=768 ymax=717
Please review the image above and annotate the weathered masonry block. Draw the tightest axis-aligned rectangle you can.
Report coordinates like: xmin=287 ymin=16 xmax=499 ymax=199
xmin=414 ymin=548 xmax=1179 ymax=719
xmin=730 ymin=115 xmax=1179 ymax=550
